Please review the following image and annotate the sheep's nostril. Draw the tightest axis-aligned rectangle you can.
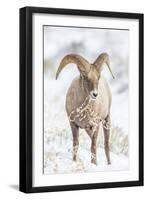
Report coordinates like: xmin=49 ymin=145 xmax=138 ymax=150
xmin=93 ymin=92 xmax=98 ymax=98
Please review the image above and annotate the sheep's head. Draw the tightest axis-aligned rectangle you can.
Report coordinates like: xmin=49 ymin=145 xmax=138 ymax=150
xmin=56 ymin=53 xmax=114 ymax=99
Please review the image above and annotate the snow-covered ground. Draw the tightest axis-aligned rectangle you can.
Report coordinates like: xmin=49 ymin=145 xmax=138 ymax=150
xmin=44 ymin=143 xmax=129 ymax=174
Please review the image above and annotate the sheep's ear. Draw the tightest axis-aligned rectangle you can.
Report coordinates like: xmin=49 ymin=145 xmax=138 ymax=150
xmin=93 ymin=53 xmax=115 ymax=79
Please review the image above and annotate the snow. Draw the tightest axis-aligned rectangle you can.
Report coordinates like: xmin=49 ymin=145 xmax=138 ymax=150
xmin=44 ymin=126 xmax=129 ymax=174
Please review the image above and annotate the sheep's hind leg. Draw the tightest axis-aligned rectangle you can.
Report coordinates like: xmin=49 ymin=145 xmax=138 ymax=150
xmin=103 ymin=115 xmax=111 ymax=165
xmin=70 ymin=122 xmax=79 ymax=162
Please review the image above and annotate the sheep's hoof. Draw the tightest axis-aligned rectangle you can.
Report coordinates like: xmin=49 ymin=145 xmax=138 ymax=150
xmin=91 ymin=159 xmax=97 ymax=165
xmin=107 ymin=160 xmax=111 ymax=165
xmin=73 ymin=155 xmax=77 ymax=162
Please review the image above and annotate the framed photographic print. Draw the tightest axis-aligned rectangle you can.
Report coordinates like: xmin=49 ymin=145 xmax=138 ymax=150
xmin=19 ymin=6 xmax=144 ymax=193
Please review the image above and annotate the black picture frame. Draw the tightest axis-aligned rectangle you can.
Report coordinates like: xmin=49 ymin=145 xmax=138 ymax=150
xmin=19 ymin=6 xmax=144 ymax=193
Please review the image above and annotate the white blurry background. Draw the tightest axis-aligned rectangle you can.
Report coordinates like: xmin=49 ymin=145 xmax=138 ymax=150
xmin=44 ymin=26 xmax=129 ymax=174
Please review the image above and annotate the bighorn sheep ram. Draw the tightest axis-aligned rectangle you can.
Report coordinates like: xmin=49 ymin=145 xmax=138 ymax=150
xmin=56 ymin=53 xmax=114 ymax=165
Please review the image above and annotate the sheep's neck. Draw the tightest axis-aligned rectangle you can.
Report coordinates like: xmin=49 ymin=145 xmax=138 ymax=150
xmin=69 ymin=95 xmax=110 ymax=131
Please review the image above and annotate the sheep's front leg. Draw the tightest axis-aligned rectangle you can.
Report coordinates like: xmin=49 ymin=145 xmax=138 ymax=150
xmin=70 ymin=122 xmax=79 ymax=161
xmin=103 ymin=115 xmax=111 ymax=164
xmin=90 ymin=127 xmax=99 ymax=165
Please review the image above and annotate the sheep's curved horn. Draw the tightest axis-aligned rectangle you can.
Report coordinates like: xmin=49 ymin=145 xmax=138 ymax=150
xmin=56 ymin=54 xmax=91 ymax=79
xmin=93 ymin=53 xmax=115 ymax=79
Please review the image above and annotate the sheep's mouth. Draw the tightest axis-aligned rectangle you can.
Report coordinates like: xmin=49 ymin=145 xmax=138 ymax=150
xmin=90 ymin=94 xmax=97 ymax=100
